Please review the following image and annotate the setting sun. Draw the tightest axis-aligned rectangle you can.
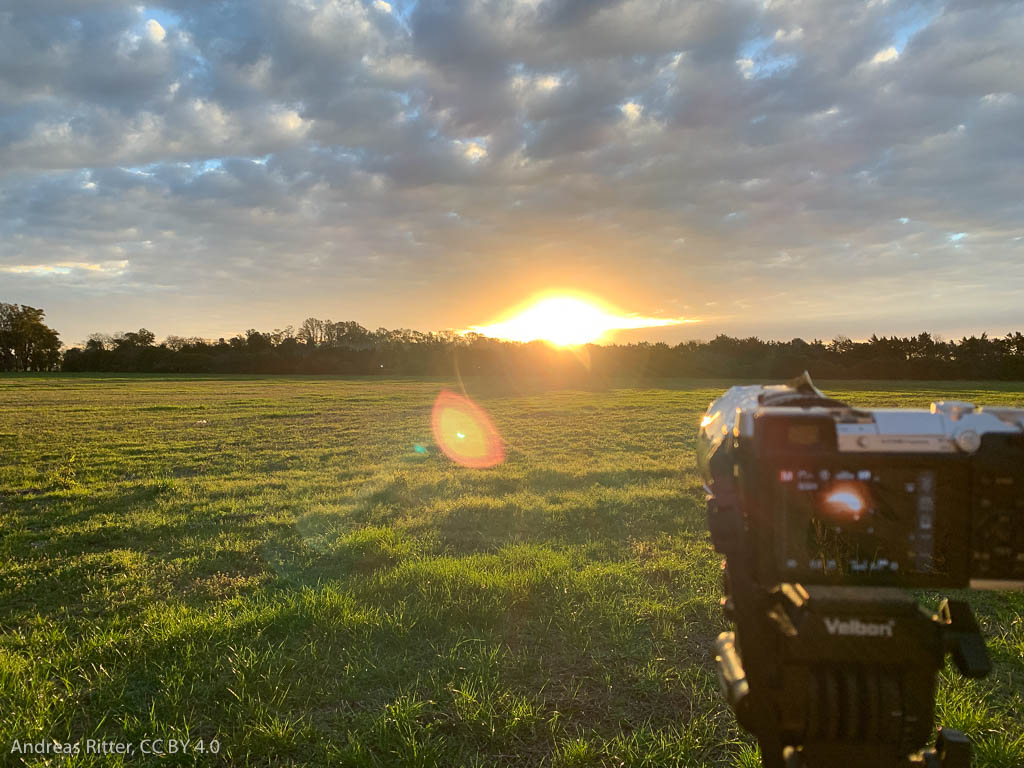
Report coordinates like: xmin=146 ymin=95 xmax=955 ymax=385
xmin=466 ymin=292 xmax=692 ymax=346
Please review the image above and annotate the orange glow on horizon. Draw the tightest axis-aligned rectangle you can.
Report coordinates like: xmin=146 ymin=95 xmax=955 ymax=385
xmin=465 ymin=291 xmax=694 ymax=346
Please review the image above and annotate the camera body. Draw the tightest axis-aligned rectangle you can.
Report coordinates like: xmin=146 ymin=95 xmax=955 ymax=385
xmin=698 ymin=375 xmax=1024 ymax=590
xmin=698 ymin=375 xmax=1023 ymax=768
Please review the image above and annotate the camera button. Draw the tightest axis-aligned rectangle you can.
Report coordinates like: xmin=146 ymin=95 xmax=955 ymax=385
xmin=955 ymin=429 xmax=982 ymax=453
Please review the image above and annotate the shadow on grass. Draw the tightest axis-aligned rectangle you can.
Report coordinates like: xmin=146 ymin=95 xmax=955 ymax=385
xmin=34 ymin=552 xmax=737 ymax=766
xmin=1 ymin=467 xmax=712 ymax=638
xmin=3 ymin=482 xmax=178 ymax=528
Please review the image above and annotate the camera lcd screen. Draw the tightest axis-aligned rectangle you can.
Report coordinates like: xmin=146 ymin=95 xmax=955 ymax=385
xmin=774 ymin=466 xmax=947 ymax=582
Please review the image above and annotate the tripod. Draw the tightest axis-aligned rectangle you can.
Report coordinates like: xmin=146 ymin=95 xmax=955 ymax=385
xmin=714 ymin=570 xmax=992 ymax=768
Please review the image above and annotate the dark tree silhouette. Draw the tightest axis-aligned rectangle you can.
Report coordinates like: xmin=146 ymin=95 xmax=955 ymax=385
xmin=52 ymin=315 xmax=1024 ymax=382
xmin=0 ymin=303 xmax=62 ymax=371
xmin=114 ymin=328 xmax=156 ymax=348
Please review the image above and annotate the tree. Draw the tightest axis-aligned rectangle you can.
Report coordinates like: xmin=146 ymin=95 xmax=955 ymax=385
xmin=829 ymin=335 xmax=855 ymax=355
xmin=328 ymin=320 xmax=372 ymax=348
xmin=113 ymin=328 xmax=156 ymax=348
xmin=0 ymin=303 xmax=62 ymax=371
xmin=298 ymin=317 xmax=327 ymax=346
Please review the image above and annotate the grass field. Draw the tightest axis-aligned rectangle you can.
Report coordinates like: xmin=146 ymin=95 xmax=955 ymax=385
xmin=1 ymin=375 xmax=1022 ymax=767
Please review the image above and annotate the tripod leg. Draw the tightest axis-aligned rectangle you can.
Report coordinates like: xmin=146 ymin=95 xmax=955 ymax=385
xmin=756 ymin=735 xmax=788 ymax=768
xmin=781 ymin=746 xmax=805 ymax=768
xmin=935 ymin=728 xmax=971 ymax=768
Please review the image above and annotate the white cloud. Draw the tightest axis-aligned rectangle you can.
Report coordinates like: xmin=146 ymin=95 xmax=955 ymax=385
xmin=871 ymin=47 xmax=899 ymax=64
xmin=510 ymin=73 xmax=563 ymax=98
xmin=774 ymin=27 xmax=803 ymax=42
xmin=145 ymin=19 xmax=166 ymax=43
xmin=456 ymin=140 xmax=488 ymax=162
xmin=981 ymin=92 xmax=1016 ymax=106
xmin=1 ymin=261 xmax=129 ymax=276
xmin=373 ymin=0 xmax=392 ymax=13
xmin=620 ymin=101 xmax=642 ymax=121
xmin=270 ymin=107 xmax=309 ymax=139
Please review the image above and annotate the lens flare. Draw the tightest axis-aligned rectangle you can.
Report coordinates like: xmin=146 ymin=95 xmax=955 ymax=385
xmin=431 ymin=389 xmax=505 ymax=468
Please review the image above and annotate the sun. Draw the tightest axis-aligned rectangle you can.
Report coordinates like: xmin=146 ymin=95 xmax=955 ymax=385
xmin=466 ymin=291 xmax=691 ymax=346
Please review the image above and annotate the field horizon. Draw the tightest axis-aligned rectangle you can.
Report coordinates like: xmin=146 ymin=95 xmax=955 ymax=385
xmin=1 ymin=375 xmax=1022 ymax=767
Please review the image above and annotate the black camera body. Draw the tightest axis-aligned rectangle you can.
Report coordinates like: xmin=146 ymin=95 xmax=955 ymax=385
xmin=699 ymin=375 xmax=1023 ymax=768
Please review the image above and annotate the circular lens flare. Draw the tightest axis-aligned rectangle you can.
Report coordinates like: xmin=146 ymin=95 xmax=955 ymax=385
xmin=431 ymin=389 xmax=504 ymax=468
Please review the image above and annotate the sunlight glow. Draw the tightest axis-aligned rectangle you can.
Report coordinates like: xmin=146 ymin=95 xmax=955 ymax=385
xmin=466 ymin=292 xmax=693 ymax=346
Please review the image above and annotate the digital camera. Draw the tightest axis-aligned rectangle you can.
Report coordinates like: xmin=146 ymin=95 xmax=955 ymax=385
xmin=698 ymin=374 xmax=1024 ymax=590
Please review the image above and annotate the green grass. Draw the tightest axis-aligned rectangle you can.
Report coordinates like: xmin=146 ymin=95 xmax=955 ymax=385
xmin=0 ymin=375 xmax=1021 ymax=767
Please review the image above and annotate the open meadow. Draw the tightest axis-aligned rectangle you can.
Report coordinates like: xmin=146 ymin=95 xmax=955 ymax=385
xmin=1 ymin=375 xmax=1022 ymax=767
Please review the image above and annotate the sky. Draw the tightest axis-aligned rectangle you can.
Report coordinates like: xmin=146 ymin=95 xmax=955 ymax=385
xmin=1 ymin=0 xmax=1022 ymax=347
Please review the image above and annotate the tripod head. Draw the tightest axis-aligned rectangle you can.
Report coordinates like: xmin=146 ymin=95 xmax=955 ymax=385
xmin=714 ymin=559 xmax=989 ymax=767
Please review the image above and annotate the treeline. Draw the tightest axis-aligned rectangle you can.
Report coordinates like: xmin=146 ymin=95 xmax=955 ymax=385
xmin=5 ymin=303 xmax=1024 ymax=379
xmin=57 ymin=317 xmax=1024 ymax=380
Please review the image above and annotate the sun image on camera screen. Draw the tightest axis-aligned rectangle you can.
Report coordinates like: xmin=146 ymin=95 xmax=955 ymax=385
xmin=818 ymin=482 xmax=869 ymax=522
xmin=778 ymin=469 xmax=938 ymax=578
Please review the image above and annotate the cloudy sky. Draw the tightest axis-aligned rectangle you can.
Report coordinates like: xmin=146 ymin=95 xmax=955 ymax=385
xmin=1 ymin=0 xmax=1021 ymax=346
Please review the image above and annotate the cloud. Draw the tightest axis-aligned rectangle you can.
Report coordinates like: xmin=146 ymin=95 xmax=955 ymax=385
xmin=620 ymin=101 xmax=642 ymax=121
xmin=145 ymin=19 xmax=166 ymax=44
xmin=871 ymin=46 xmax=899 ymax=64
xmin=1 ymin=260 xmax=129 ymax=276
xmin=457 ymin=140 xmax=488 ymax=162
xmin=0 ymin=0 xmax=1022 ymax=343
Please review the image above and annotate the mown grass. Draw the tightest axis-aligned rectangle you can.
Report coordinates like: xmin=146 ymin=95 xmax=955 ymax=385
xmin=0 ymin=375 xmax=1021 ymax=767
